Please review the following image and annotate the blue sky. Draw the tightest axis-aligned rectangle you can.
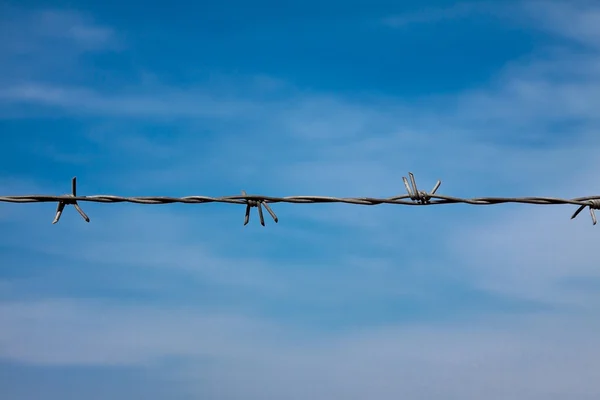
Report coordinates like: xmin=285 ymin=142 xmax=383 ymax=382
xmin=1 ymin=0 xmax=600 ymax=398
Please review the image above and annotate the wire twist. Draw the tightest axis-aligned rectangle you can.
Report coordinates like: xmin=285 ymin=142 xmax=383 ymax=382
xmin=1 ymin=174 xmax=599 ymax=226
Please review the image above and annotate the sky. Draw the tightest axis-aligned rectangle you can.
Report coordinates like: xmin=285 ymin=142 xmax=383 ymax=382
xmin=1 ymin=0 xmax=600 ymax=398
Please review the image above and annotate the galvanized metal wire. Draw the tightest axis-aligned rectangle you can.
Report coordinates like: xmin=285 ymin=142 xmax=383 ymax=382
xmin=1 ymin=174 xmax=599 ymax=226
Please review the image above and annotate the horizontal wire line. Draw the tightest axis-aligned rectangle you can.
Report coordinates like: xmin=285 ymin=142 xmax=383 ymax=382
xmin=1 ymin=174 xmax=599 ymax=225
xmin=1 ymin=194 xmax=600 ymax=207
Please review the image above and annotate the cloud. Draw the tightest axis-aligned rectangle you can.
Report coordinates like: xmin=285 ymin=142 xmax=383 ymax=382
xmin=381 ymin=2 xmax=511 ymax=28
xmin=2 ymin=4 xmax=600 ymax=133
xmin=3 ymin=0 xmax=600 ymax=307
xmin=0 ymin=83 xmax=266 ymax=119
xmin=32 ymin=10 xmax=115 ymax=49
xmin=522 ymin=0 xmax=600 ymax=47
xmin=0 ymin=299 xmax=275 ymax=366
xmin=3 ymin=2 xmax=600 ymax=399
xmin=449 ymin=165 xmax=600 ymax=306
xmin=382 ymin=0 xmax=600 ymax=50
xmin=0 ymin=7 xmax=120 ymax=89
xmin=2 ymin=299 xmax=600 ymax=399
xmin=0 ymin=7 xmax=117 ymax=53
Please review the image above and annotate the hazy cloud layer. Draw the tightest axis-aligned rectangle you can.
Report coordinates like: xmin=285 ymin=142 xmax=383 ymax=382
xmin=2 ymin=2 xmax=600 ymax=399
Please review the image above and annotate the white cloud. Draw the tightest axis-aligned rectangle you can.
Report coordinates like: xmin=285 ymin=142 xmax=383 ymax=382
xmin=3 ymin=0 xmax=600 ymax=306
xmin=449 ymin=168 xmax=600 ymax=305
xmin=0 ymin=299 xmax=273 ymax=366
xmin=522 ymin=0 xmax=600 ymax=47
xmin=0 ymin=7 xmax=120 ymax=89
xmin=3 ymin=3 xmax=600 ymax=398
xmin=33 ymin=10 xmax=115 ymax=49
xmin=382 ymin=1 xmax=600 ymax=50
xmin=0 ymin=83 xmax=266 ymax=119
xmin=1 ymin=299 xmax=600 ymax=399
xmin=0 ymin=7 xmax=117 ymax=54
xmin=381 ymin=2 xmax=503 ymax=28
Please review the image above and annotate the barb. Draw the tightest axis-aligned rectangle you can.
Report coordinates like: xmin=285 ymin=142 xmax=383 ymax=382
xmin=1 ymin=173 xmax=599 ymax=226
xmin=52 ymin=177 xmax=90 ymax=224
xmin=570 ymin=200 xmax=600 ymax=226
xmin=241 ymin=190 xmax=278 ymax=226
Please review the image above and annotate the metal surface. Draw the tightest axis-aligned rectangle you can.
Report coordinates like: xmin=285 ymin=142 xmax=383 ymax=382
xmin=1 ymin=173 xmax=599 ymax=226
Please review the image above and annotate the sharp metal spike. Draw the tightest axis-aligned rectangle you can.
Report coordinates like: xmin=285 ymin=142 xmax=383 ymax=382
xmin=74 ymin=203 xmax=90 ymax=222
xmin=431 ymin=180 xmax=441 ymax=195
xmin=263 ymin=202 xmax=279 ymax=223
xmin=52 ymin=201 xmax=66 ymax=224
xmin=402 ymin=176 xmax=413 ymax=198
xmin=571 ymin=205 xmax=586 ymax=220
xmin=242 ymin=190 xmax=251 ymax=225
xmin=257 ymin=202 xmax=265 ymax=226
xmin=408 ymin=172 xmax=419 ymax=198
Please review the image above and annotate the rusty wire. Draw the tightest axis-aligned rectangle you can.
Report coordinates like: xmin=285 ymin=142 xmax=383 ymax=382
xmin=1 ymin=173 xmax=599 ymax=226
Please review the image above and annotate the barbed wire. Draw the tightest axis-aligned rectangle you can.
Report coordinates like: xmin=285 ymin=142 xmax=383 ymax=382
xmin=1 ymin=173 xmax=599 ymax=226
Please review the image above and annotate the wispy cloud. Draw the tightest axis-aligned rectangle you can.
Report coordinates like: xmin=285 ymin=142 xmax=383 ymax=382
xmin=0 ymin=7 xmax=117 ymax=53
xmin=2 ymin=298 xmax=600 ymax=399
xmin=3 ymin=1 xmax=600 ymax=399
xmin=0 ymin=83 xmax=263 ymax=119
xmin=384 ymin=1 xmax=600 ymax=50
xmin=522 ymin=0 xmax=600 ymax=47
xmin=32 ymin=10 xmax=115 ymax=49
xmin=381 ymin=2 xmax=507 ymax=28
xmin=0 ymin=7 xmax=120 ymax=89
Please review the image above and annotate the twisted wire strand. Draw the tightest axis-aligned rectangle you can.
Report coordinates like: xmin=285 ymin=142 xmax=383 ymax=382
xmin=1 ymin=174 xmax=599 ymax=225
xmin=2 ymin=193 xmax=600 ymax=206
